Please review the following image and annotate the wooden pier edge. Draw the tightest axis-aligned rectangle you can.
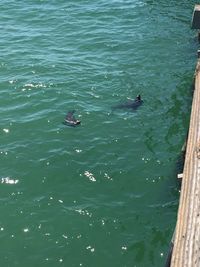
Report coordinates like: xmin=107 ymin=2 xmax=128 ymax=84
xmin=170 ymin=59 xmax=200 ymax=266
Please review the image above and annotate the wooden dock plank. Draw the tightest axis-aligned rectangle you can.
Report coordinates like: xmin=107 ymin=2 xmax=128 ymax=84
xmin=171 ymin=60 xmax=200 ymax=266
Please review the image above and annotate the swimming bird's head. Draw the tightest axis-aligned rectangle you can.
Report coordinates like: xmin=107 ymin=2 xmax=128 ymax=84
xmin=76 ymin=120 xmax=81 ymax=125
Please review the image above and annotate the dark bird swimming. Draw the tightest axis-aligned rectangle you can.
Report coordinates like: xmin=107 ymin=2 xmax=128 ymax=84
xmin=112 ymin=94 xmax=143 ymax=111
xmin=63 ymin=110 xmax=81 ymax=127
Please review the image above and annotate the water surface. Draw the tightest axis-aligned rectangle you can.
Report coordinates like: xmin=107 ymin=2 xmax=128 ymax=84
xmin=0 ymin=1 xmax=198 ymax=266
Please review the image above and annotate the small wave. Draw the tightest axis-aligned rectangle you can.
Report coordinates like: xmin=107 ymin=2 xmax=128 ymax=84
xmin=22 ymin=83 xmax=47 ymax=91
xmin=1 ymin=177 xmax=19 ymax=185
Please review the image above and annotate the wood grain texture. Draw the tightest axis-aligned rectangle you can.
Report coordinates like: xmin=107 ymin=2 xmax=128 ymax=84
xmin=171 ymin=60 xmax=200 ymax=266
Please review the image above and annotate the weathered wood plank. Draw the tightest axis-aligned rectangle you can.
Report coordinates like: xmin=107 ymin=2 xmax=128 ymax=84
xmin=170 ymin=60 xmax=200 ymax=266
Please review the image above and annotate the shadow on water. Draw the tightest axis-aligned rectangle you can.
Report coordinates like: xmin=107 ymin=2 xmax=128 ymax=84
xmin=129 ymin=241 xmax=145 ymax=263
xmin=164 ymin=76 xmax=194 ymax=145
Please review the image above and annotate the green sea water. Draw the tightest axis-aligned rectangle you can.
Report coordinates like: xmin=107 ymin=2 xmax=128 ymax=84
xmin=0 ymin=1 xmax=198 ymax=266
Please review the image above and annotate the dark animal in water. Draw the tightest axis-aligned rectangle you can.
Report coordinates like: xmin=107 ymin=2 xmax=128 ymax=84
xmin=63 ymin=110 xmax=81 ymax=127
xmin=112 ymin=94 xmax=143 ymax=111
